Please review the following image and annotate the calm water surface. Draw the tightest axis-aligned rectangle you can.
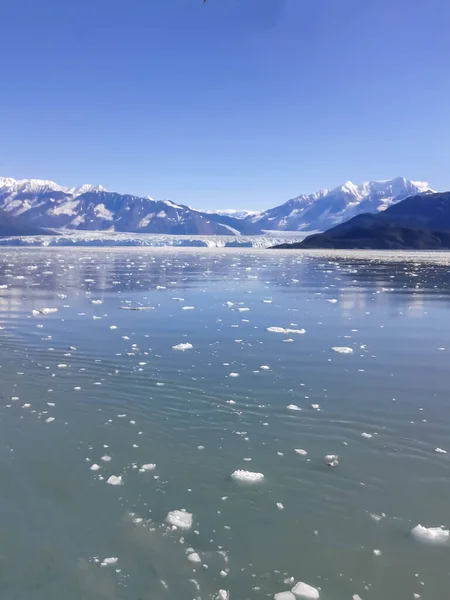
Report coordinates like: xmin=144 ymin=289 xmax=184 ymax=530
xmin=1 ymin=248 xmax=450 ymax=600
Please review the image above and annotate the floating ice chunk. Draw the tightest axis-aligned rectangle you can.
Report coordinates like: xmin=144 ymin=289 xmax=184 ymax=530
xmin=32 ymin=307 xmax=58 ymax=316
xmin=295 ymin=449 xmax=308 ymax=456
xmin=267 ymin=327 xmax=305 ymax=335
xmin=109 ymin=325 xmax=118 ymax=330
xmin=373 ymin=549 xmax=381 ymax=556
xmin=229 ymin=373 xmax=239 ymax=378
xmin=291 ymin=582 xmax=320 ymax=599
xmin=187 ymin=552 xmax=202 ymax=564
xmin=90 ymin=464 xmax=101 ymax=471
xmin=231 ymin=470 xmax=264 ymax=483
xmin=91 ymin=300 xmax=103 ymax=305
xmin=106 ymin=475 xmax=123 ymax=486
xmin=166 ymin=509 xmax=193 ymax=530
xmin=182 ymin=306 xmax=195 ymax=310
xmin=260 ymin=365 xmax=270 ymax=370
xmin=361 ymin=432 xmax=373 ymax=439
xmin=101 ymin=455 xmax=111 ymax=462
xmin=57 ymin=364 xmax=67 ymax=368
xmin=331 ymin=346 xmax=353 ymax=354
xmin=46 ymin=417 xmax=55 ymax=423
xmin=287 ymin=404 xmax=301 ymax=411
xmin=435 ymin=447 xmax=447 ymax=454
xmin=101 ymin=557 xmax=118 ymax=566
xmin=139 ymin=463 xmax=156 ymax=472
xmin=326 ymin=299 xmax=338 ymax=303
xmin=274 ymin=593 xmax=295 ymax=600
xmin=311 ymin=404 xmax=320 ymax=410
xmin=172 ymin=343 xmax=193 ymax=351
xmin=276 ymin=502 xmax=285 ymax=510
xmin=226 ymin=400 xmax=236 ymax=405
xmin=217 ymin=591 xmax=229 ymax=600
xmin=353 ymin=595 xmax=363 ymax=600
xmin=411 ymin=524 xmax=449 ymax=545
xmin=324 ymin=454 xmax=339 ymax=467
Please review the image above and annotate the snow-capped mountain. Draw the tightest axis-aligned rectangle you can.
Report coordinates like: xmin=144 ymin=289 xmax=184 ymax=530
xmin=0 ymin=176 xmax=435 ymax=237
xmin=246 ymin=177 xmax=434 ymax=232
xmin=0 ymin=178 xmax=260 ymax=236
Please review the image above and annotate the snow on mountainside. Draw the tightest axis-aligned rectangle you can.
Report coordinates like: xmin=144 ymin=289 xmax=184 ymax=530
xmin=0 ymin=176 xmax=435 ymax=237
xmin=247 ymin=177 xmax=434 ymax=232
xmin=0 ymin=178 xmax=260 ymax=236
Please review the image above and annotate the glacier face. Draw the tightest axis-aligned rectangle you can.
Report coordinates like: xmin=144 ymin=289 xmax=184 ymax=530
xmin=0 ymin=176 xmax=435 ymax=238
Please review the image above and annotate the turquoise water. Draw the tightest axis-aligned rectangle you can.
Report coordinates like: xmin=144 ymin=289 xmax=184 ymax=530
xmin=1 ymin=248 xmax=450 ymax=599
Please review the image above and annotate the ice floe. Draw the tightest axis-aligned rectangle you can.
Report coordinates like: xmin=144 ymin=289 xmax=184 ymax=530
xmin=411 ymin=524 xmax=449 ymax=545
xmin=231 ymin=469 xmax=264 ymax=483
xmin=106 ymin=475 xmax=123 ymax=486
xmin=267 ymin=327 xmax=305 ymax=335
xmin=287 ymin=404 xmax=302 ymax=411
xmin=101 ymin=557 xmax=118 ymax=566
xmin=166 ymin=509 xmax=193 ymax=530
xmin=172 ymin=342 xmax=193 ymax=351
xmin=291 ymin=581 xmax=320 ymax=599
xmin=331 ymin=346 xmax=353 ymax=354
xmin=324 ymin=454 xmax=339 ymax=467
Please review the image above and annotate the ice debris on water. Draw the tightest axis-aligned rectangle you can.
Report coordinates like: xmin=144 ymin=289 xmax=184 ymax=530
xmin=331 ymin=346 xmax=353 ymax=354
xmin=267 ymin=327 xmax=305 ymax=335
xmin=101 ymin=557 xmax=118 ymax=566
xmin=435 ymin=447 xmax=447 ymax=454
xmin=361 ymin=432 xmax=373 ymax=439
xmin=291 ymin=581 xmax=320 ymax=599
xmin=295 ymin=449 xmax=308 ymax=456
xmin=139 ymin=463 xmax=156 ymax=472
xmin=411 ymin=524 xmax=450 ymax=545
xmin=90 ymin=464 xmax=101 ymax=471
xmin=172 ymin=342 xmax=193 ymax=351
xmin=166 ymin=509 xmax=193 ymax=530
xmin=187 ymin=552 xmax=202 ymax=564
xmin=324 ymin=454 xmax=339 ymax=467
xmin=274 ymin=593 xmax=295 ymax=600
xmin=287 ymin=404 xmax=301 ymax=411
xmin=106 ymin=475 xmax=123 ymax=486
xmin=231 ymin=469 xmax=264 ymax=483
xmin=216 ymin=591 xmax=229 ymax=600
xmin=32 ymin=307 xmax=58 ymax=316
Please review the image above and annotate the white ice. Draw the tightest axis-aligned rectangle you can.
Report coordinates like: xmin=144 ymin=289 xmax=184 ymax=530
xmin=295 ymin=449 xmax=308 ymax=456
xmin=166 ymin=509 xmax=193 ymax=530
xmin=231 ymin=469 xmax=264 ymax=483
xmin=274 ymin=593 xmax=295 ymax=600
xmin=291 ymin=581 xmax=320 ymax=599
xmin=106 ymin=475 xmax=123 ymax=486
xmin=101 ymin=557 xmax=118 ymax=566
xmin=172 ymin=342 xmax=193 ymax=351
xmin=139 ymin=463 xmax=156 ymax=472
xmin=187 ymin=552 xmax=202 ymax=564
xmin=287 ymin=404 xmax=301 ymax=411
xmin=411 ymin=524 xmax=449 ymax=545
xmin=331 ymin=346 xmax=353 ymax=354
xmin=267 ymin=326 xmax=305 ymax=335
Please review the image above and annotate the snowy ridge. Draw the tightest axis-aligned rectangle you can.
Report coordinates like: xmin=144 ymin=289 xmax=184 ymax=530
xmin=247 ymin=177 xmax=434 ymax=232
xmin=0 ymin=176 xmax=435 ymax=237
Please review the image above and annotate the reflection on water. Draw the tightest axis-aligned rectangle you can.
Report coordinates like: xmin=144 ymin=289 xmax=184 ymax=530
xmin=0 ymin=248 xmax=450 ymax=600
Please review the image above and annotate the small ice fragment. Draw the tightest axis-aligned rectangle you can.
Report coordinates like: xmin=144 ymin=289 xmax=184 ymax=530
xmin=46 ymin=417 xmax=55 ymax=423
xmin=311 ymin=404 xmax=320 ymax=410
xmin=197 ymin=445 xmax=204 ymax=450
xmin=276 ymin=502 xmax=284 ymax=510
xmin=172 ymin=342 xmax=193 ymax=351
xmin=109 ymin=325 xmax=118 ymax=330
xmin=373 ymin=549 xmax=381 ymax=556
xmin=411 ymin=524 xmax=449 ymax=545
xmin=106 ymin=475 xmax=123 ymax=486
xmin=260 ymin=365 xmax=270 ymax=370
xmin=326 ymin=298 xmax=338 ymax=303
xmin=295 ymin=449 xmax=308 ymax=456
xmin=267 ymin=326 xmax=305 ymax=335
xmin=166 ymin=509 xmax=193 ymax=530
xmin=57 ymin=364 xmax=67 ymax=368
xmin=101 ymin=455 xmax=111 ymax=462
xmin=182 ymin=306 xmax=195 ymax=310
xmin=435 ymin=447 xmax=447 ymax=454
xmin=139 ymin=463 xmax=156 ymax=472
xmin=287 ymin=404 xmax=301 ymax=411
xmin=324 ymin=454 xmax=339 ymax=467
xmin=101 ymin=557 xmax=118 ymax=566
xmin=187 ymin=552 xmax=202 ymax=564
xmin=231 ymin=470 xmax=264 ymax=483
xmin=229 ymin=373 xmax=239 ymax=378
xmin=90 ymin=464 xmax=101 ymax=471
xmin=291 ymin=581 xmax=320 ymax=599
xmin=274 ymin=593 xmax=295 ymax=600
xmin=33 ymin=307 xmax=58 ymax=316
xmin=353 ymin=595 xmax=363 ymax=600
xmin=226 ymin=400 xmax=236 ymax=405
xmin=331 ymin=346 xmax=353 ymax=354
xmin=361 ymin=432 xmax=373 ymax=439
xmin=217 ymin=591 xmax=229 ymax=600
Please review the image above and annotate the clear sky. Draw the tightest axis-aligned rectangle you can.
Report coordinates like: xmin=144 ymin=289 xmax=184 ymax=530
xmin=1 ymin=0 xmax=449 ymax=210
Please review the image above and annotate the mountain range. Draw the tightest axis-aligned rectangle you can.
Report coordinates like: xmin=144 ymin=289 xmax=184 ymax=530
xmin=274 ymin=191 xmax=450 ymax=250
xmin=0 ymin=176 xmax=434 ymax=237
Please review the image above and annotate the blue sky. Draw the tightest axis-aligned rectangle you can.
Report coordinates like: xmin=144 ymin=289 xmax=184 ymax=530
xmin=1 ymin=0 xmax=449 ymax=210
